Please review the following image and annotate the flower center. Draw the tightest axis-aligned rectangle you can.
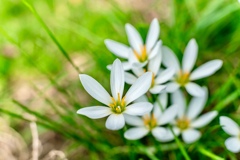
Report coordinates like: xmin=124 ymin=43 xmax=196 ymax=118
xmin=109 ymin=93 xmax=126 ymax=114
xmin=143 ymin=114 xmax=157 ymax=130
xmin=176 ymin=117 xmax=190 ymax=131
xmin=133 ymin=45 xmax=148 ymax=62
xmin=176 ymin=71 xmax=190 ymax=86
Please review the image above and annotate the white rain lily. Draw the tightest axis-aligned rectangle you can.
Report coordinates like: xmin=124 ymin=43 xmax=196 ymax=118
xmin=162 ymin=38 xmax=223 ymax=97
xmin=162 ymin=88 xmax=218 ymax=144
xmin=124 ymin=93 xmax=178 ymax=140
xmin=220 ymin=116 xmax=240 ymax=153
xmin=105 ymin=18 xmax=161 ymax=70
xmin=124 ymin=51 xmax=175 ymax=94
xmin=77 ymin=59 xmax=153 ymax=130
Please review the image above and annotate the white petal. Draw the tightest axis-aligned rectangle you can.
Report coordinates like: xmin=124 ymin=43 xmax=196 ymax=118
xmin=185 ymin=82 xmax=205 ymax=97
xmin=148 ymin=40 xmax=162 ymax=59
xmin=77 ymin=106 xmax=111 ymax=119
xmin=182 ymin=39 xmax=198 ymax=72
xmin=105 ymin=114 xmax=125 ymax=130
xmin=132 ymin=61 xmax=148 ymax=68
xmin=152 ymin=127 xmax=167 ymax=140
xmin=124 ymin=72 xmax=137 ymax=85
xmin=132 ymin=65 xmax=145 ymax=77
xmin=191 ymin=111 xmax=218 ymax=128
xmin=111 ymin=59 xmax=125 ymax=100
xmin=79 ymin=74 xmax=111 ymax=105
xmin=125 ymin=102 xmax=153 ymax=116
xmin=125 ymin=72 xmax=152 ymax=104
xmin=125 ymin=23 xmax=143 ymax=53
xmin=124 ymin=114 xmax=144 ymax=126
xmin=146 ymin=18 xmax=160 ymax=52
xmin=162 ymin=46 xmax=180 ymax=72
xmin=104 ymin=39 xmax=130 ymax=59
xmin=124 ymin=127 xmax=149 ymax=140
xmin=171 ymin=90 xmax=186 ymax=118
xmin=134 ymin=95 xmax=149 ymax=103
xmin=156 ymin=127 xmax=180 ymax=142
xmin=182 ymin=129 xmax=201 ymax=144
xmin=153 ymin=103 xmax=162 ymax=120
xmin=187 ymin=87 xmax=208 ymax=120
xmin=190 ymin=60 xmax=223 ymax=80
xmin=148 ymin=51 xmax=161 ymax=75
xmin=158 ymin=104 xmax=178 ymax=125
xmin=107 ymin=62 xmax=132 ymax=71
xmin=128 ymin=50 xmax=139 ymax=64
xmin=157 ymin=93 xmax=168 ymax=110
xmin=220 ymin=116 xmax=240 ymax=136
xmin=155 ymin=67 xmax=175 ymax=84
xmin=165 ymin=82 xmax=180 ymax=93
xmin=150 ymin=85 xmax=166 ymax=94
xmin=122 ymin=62 xmax=133 ymax=70
xmin=225 ymin=137 xmax=240 ymax=153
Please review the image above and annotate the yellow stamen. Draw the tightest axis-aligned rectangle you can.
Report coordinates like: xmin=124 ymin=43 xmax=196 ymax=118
xmin=151 ymin=72 xmax=155 ymax=88
xmin=143 ymin=114 xmax=157 ymax=130
xmin=133 ymin=45 xmax=148 ymax=62
xmin=176 ymin=117 xmax=190 ymax=131
xmin=176 ymin=70 xmax=190 ymax=86
xmin=109 ymin=93 xmax=126 ymax=114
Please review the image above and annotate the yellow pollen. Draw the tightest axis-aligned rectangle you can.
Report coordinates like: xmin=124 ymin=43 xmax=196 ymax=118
xmin=109 ymin=93 xmax=126 ymax=114
xmin=133 ymin=45 xmax=148 ymax=62
xmin=115 ymin=106 xmax=121 ymax=113
xmin=176 ymin=70 xmax=190 ymax=86
xmin=143 ymin=114 xmax=157 ymax=130
xmin=176 ymin=117 xmax=190 ymax=131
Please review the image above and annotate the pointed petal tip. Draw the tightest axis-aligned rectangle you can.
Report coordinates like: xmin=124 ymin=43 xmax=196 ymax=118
xmin=212 ymin=110 xmax=218 ymax=116
xmin=79 ymin=74 xmax=87 ymax=81
xmin=104 ymin=39 xmax=110 ymax=44
xmin=216 ymin=59 xmax=223 ymax=67
xmin=125 ymin=23 xmax=132 ymax=29
xmin=152 ymin=18 xmax=158 ymax=22
xmin=113 ymin=58 xmax=121 ymax=64
xmin=76 ymin=109 xmax=82 ymax=114
xmin=190 ymin=38 xmax=196 ymax=43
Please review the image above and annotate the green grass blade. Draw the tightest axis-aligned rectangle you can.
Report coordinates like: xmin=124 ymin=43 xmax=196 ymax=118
xmin=21 ymin=0 xmax=81 ymax=73
xmin=198 ymin=147 xmax=225 ymax=160
xmin=169 ymin=127 xmax=191 ymax=160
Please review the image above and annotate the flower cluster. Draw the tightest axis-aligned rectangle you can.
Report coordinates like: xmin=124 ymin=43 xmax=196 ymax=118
xmin=77 ymin=19 xmax=224 ymax=145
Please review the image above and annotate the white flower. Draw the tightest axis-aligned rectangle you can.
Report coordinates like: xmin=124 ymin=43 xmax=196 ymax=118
xmin=77 ymin=59 xmax=153 ymax=130
xmin=220 ymin=116 xmax=240 ymax=153
xmin=105 ymin=18 xmax=160 ymax=70
xmin=124 ymin=93 xmax=178 ymax=140
xmin=124 ymin=52 xmax=175 ymax=94
xmin=162 ymin=38 xmax=223 ymax=97
xmin=162 ymin=88 xmax=218 ymax=144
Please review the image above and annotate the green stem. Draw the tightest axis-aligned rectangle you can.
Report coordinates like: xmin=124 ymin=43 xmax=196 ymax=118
xmin=155 ymin=95 xmax=190 ymax=159
xmin=22 ymin=0 xmax=81 ymax=73
xmin=198 ymin=147 xmax=225 ymax=160
xmin=169 ymin=127 xmax=191 ymax=160
xmin=138 ymin=144 xmax=159 ymax=160
xmin=156 ymin=97 xmax=164 ymax=112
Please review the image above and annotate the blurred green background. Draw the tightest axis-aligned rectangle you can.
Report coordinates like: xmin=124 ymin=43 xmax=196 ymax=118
xmin=0 ymin=0 xmax=240 ymax=159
